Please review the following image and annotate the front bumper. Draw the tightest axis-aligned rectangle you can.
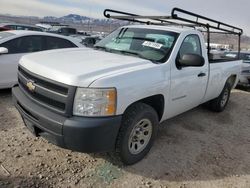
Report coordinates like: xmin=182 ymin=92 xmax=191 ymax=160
xmin=12 ymin=86 xmax=122 ymax=153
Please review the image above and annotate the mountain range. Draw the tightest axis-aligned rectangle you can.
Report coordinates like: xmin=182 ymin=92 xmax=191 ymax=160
xmin=43 ymin=14 xmax=124 ymax=25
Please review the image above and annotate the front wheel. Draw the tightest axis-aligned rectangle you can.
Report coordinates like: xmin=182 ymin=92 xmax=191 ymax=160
xmin=115 ymin=103 xmax=159 ymax=165
xmin=208 ymin=82 xmax=231 ymax=112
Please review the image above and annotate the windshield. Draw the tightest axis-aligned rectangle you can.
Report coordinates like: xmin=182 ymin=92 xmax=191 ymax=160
xmin=95 ymin=27 xmax=179 ymax=63
xmin=0 ymin=32 xmax=15 ymax=40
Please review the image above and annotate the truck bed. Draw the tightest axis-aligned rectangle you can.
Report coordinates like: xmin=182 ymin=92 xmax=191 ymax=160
xmin=203 ymin=59 xmax=242 ymax=103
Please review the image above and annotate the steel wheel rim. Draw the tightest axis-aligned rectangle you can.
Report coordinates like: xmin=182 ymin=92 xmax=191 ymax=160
xmin=221 ymin=88 xmax=229 ymax=107
xmin=128 ymin=119 xmax=153 ymax=155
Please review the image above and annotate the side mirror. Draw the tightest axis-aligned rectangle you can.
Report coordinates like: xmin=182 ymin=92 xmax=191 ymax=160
xmin=0 ymin=47 xmax=8 ymax=55
xmin=177 ymin=54 xmax=205 ymax=68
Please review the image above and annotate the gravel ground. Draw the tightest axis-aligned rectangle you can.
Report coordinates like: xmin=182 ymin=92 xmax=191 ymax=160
xmin=0 ymin=88 xmax=250 ymax=188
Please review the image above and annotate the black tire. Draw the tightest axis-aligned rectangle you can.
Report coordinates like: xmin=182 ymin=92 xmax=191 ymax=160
xmin=115 ymin=103 xmax=159 ymax=165
xmin=208 ymin=82 xmax=231 ymax=112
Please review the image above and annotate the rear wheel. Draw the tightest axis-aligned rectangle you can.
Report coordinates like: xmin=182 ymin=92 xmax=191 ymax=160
xmin=208 ymin=82 xmax=231 ymax=112
xmin=116 ymin=103 xmax=158 ymax=165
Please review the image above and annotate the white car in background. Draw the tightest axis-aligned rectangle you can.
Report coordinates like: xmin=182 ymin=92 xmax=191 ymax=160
xmin=0 ymin=30 xmax=84 ymax=89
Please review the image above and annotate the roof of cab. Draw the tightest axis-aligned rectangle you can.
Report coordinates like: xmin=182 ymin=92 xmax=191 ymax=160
xmin=123 ymin=24 xmax=196 ymax=34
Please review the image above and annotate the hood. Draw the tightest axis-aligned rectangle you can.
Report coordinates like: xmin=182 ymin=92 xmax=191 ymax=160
xmin=19 ymin=48 xmax=153 ymax=87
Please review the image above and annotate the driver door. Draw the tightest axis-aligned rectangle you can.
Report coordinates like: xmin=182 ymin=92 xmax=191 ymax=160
xmin=168 ymin=34 xmax=208 ymax=118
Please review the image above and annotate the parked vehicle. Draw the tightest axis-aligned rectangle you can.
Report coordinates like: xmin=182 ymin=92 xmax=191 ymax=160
xmin=81 ymin=36 xmax=102 ymax=47
xmin=36 ymin=22 xmax=68 ymax=32
xmin=77 ymin=31 xmax=91 ymax=36
xmin=240 ymin=53 xmax=250 ymax=87
xmin=12 ymin=8 xmax=243 ymax=165
xmin=0 ymin=23 xmax=43 ymax=32
xmin=0 ymin=30 xmax=84 ymax=89
xmin=0 ymin=26 xmax=10 ymax=32
xmin=49 ymin=27 xmax=77 ymax=36
xmin=224 ymin=51 xmax=250 ymax=87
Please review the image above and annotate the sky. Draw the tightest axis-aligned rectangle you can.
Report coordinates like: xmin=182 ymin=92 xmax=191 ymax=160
xmin=0 ymin=0 xmax=250 ymax=35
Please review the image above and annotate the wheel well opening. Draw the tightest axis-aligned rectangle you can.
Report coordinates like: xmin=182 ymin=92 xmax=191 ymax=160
xmin=138 ymin=94 xmax=165 ymax=121
xmin=227 ymin=75 xmax=237 ymax=88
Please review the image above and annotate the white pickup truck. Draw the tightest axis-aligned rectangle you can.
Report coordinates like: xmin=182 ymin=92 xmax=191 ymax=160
xmin=12 ymin=8 xmax=243 ymax=165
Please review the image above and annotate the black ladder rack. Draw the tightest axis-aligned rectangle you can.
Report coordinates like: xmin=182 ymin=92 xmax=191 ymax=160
xmin=104 ymin=8 xmax=243 ymax=57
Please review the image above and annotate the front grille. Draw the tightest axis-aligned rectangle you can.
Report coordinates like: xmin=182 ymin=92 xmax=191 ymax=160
xmin=19 ymin=67 xmax=68 ymax=95
xmin=18 ymin=66 xmax=76 ymax=116
xmin=18 ymin=81 xmax=66 ymax=110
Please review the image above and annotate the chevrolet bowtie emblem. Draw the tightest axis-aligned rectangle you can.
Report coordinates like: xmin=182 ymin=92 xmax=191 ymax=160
xmin=26 ymin=81 xmax=36 ymax=92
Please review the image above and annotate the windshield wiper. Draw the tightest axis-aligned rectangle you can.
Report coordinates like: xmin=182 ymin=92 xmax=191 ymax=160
xmin=94 ymin=47 xmax=154 ymax=62
xmin=110 ymin=49 xmax=142 ymax=58
xmin=94 ymin=46 xmax=111 ymax=52
xmin=114 ymin=50 xmax=154 ymax=62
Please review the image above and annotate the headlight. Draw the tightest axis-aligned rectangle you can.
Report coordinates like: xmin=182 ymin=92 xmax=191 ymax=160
xmin=73 ymin=88 xmax=116 ymax=117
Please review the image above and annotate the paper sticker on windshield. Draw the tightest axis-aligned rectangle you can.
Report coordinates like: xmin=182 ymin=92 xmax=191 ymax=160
xmin=142 ymin=41 xmax=163 ymax=49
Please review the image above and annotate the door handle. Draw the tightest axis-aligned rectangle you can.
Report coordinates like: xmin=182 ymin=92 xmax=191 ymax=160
xmin=198 ymin=72 xmax=206 ymax=77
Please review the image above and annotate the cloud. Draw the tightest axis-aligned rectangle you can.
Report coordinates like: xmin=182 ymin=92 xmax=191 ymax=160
xmin=0 ymin=0 xmax=91 ymax=17
xmin=63 ymin=0 xmax=166 ymax=17
xmin=0 ymin=0 xmax=165 ymax=18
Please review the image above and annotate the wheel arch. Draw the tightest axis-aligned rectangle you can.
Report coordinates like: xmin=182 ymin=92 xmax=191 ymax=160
xmin=226 ymin=74 xmax=237 ymax=89
xmin=123 ymin=94 xmax=165 ymax=122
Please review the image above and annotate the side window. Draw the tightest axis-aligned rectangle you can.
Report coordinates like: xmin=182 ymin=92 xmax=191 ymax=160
xmin=179 ymin=35 xmax=202 ymax=59
xmin=16 ymin=26 xmax=25 ymax=30
xmin=1 ymin=38 xmax=21 ymax=54
xmin=19 ymin=36 xmax=43 ymax=53
xmin=5 ymin=25 xmax=16 ymax=30
xmin=244 ymin=54 xmax=250 ymax=61
xmin=45 ymin=37 xmax=77 ymax=50
xmin=1 ymin=36 xmax=44 ymax=54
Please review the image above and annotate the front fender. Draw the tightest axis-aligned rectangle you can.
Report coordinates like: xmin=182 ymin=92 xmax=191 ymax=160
xmin=90 ymin=63 xmax=170 ymax=115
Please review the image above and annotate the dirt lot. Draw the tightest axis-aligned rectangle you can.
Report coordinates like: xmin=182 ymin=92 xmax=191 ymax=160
xmin=0 ymin=88 xmax=250 ymax=188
